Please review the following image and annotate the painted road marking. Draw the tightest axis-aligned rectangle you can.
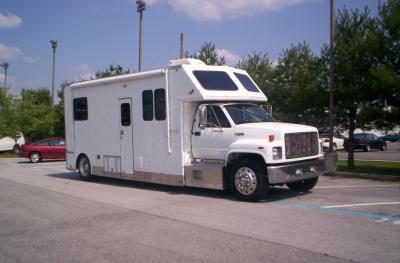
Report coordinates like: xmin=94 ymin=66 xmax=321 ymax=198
xmin=338 ymin=159 xmax=400 ymax=163
xmin=315 ymin=184 xmax=400 ymax=189
xmin=375 ymin=218 xmax=390 ymax=223
xmin=322 ymin=202 xmax=400 ymax=209
xmin=273 ymin=201 xmax=400 ymax=223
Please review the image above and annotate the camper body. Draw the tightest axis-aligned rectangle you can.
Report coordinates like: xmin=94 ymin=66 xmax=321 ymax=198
xmin=64 ymin=59 xmax=324 ymax=201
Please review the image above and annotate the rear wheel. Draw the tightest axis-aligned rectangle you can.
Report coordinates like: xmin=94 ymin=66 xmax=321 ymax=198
xmin=229 ymin=159 xmax=268 ymax=202
xmin=286 ymin=177 xmax=318 ymax=192
xmin=78 ymin=155 xmax=94 ymax=181
xmin=30 ymin=152 xmax=42 ymax=163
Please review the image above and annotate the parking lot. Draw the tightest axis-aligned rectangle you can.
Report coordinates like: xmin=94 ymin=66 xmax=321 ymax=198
xmin=337 ymin=141 xmax=400 ymax=162
xmin=0 ymin=159 xmax=399 ymax=262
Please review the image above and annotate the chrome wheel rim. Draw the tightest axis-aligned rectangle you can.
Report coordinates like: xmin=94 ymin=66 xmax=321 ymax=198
xmin=30 ymin=153 xmax=40 ymax=162
xmin=234 ymin=167 xmax=257 ymax=196
xmin=79 ymin=158 xmax=90 ymax=177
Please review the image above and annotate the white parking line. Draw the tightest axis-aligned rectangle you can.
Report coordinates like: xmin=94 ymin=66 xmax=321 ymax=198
xmin=315 ymin=184 xmax=400 ymax=189
xmin=322 ymin=202 xmax=400 ymax=209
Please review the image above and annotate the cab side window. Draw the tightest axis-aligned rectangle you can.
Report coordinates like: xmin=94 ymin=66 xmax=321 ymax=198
xmin=205 ymin=105 xmax=231 ymax=128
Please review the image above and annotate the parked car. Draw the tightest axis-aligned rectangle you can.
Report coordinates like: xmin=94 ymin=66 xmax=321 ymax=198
xmin=344 ymin=133 xmax=387 ymax=152
xmin=380 ymin=133 xmax=400 ymax=142
xmin=0 ymin=134 xmax=25 ymax=153
xmin=19 ymin=138 xmax=66 ymax=163
xmin=319 ymin=133 xmax=345 ymax=151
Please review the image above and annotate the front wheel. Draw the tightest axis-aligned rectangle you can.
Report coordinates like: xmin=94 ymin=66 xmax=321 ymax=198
xmin=381 ymin=144 xmax=387 ymax=151
xmin=229 ymin=159 xmax=268 ymax=202
xmin=286 ymin=177 xmax=318 ymax=192
xmin=78 ymin=155 xmax=94 ymax=181
xmin=30 ymin=152 xmax=42 ymax=163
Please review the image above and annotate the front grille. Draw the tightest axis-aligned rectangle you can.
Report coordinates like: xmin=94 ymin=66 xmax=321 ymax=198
xmin=285 ymin=132 xmax=319 ymax=159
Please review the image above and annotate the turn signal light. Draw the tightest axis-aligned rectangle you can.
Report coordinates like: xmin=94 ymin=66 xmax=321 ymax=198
xmin=268 ymin=135 xmax=275 ymax=142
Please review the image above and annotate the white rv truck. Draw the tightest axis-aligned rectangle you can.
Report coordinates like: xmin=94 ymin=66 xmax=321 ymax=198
xmin=64 ymin=59 xmax=324 ymax=201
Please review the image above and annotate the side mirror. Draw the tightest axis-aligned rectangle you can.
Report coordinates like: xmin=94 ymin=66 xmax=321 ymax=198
xmin=199 ymin=105 xmax=207 ymax=130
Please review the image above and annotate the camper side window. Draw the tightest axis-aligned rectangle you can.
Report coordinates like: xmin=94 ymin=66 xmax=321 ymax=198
xmin=154 ymin=89 xmax=166 ymax=121
xmin=142 ymin=90 xmax=153 ymax=121
xmin=73 ymin=97 xmax=88 ymax=121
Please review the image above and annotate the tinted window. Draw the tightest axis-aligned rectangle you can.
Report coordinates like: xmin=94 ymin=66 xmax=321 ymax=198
xmin=225 ymin=104 xmax=274 ymax=125
xmin=154 ymin=89 xmax=166 ymax=121
xmin=73 ymin=97 xmax=88 ymax=121
xmin=50 ymin=139 xmax=65 ymax=146
xmin=142 ymin=90 xmax=153 ymax=121
xmin=121 ymin=103 xmax=131 ymax=126
xmin=36 ymin=140 xmax=50 ymax=146
xmin=193 ymin=71 xmax=238 ymax=91
xmin=234 ymin=73 xmax=259 ymax=92
xmin=205 ymin=106 xmax=231 ymax=128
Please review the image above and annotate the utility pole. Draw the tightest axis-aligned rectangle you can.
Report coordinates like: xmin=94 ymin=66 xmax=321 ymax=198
xmin=50 ymin=40 xmax=58 ymax=108
xmin=326 ymin=0 xmax=338 ymax=172
xmin=0 ymin=63 xmax=8 ymax=89
xmin=328 ymin=0 xmax=335 ymax=152
xmin=137 ymin=0 xmax=146 ymax=72
xmin=180 ymin=32 xmax=184 ymax=59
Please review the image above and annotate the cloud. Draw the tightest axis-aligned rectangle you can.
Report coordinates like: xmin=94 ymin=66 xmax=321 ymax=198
xmin=0 ymin=13 xmax=22 ymax=28
xmin=143 ymin=0 xmax=307 ymax=21
xmin=216 ymin=49 xmax=241 ymax=66
xmin=0 ymin=42 xmax=22 ymax=60
xmin=66 ymin=64 xmax=94 ymax=80
xmin=22 ymin=56 xmax=40 ymax=64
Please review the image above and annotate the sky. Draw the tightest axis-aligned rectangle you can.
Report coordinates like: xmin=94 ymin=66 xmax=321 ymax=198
xmin=0 ymin=0 xmax=381 ymax=96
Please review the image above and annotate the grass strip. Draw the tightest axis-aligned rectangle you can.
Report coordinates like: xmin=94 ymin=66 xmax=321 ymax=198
xmin=338 ymin=160 xmax=400 ymax=176
xmin=0 ymin=152 xmax=18 ymax=158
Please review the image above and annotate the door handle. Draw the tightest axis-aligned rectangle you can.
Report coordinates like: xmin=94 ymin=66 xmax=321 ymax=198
xmin=120 ymin=130 xmax=124 ymax=135
xmin=194 ymin=131 xmax=201 ymax=136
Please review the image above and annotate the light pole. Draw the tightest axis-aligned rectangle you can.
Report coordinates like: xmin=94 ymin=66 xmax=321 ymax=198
xmin=136 ymin=0 xmax=146 ymax=72
xmin=0 ymin=63 xmax=8 ymax=89
xmin=50 ymin=40 xmax=58 ymax=108
xmin=326 ymin=0 xmax=337 ymax=172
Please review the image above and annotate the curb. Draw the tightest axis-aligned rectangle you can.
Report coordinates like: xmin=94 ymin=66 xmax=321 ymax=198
xmin=324 ymin=172 xmax=400 ymax=182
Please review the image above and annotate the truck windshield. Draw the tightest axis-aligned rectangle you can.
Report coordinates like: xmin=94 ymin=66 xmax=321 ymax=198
xmin=224 ymin=104 xmax=274 ymax=125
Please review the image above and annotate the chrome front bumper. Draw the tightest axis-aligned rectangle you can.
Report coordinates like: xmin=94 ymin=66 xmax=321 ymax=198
xmin=267 ymin=159 xmax=325 ymax=184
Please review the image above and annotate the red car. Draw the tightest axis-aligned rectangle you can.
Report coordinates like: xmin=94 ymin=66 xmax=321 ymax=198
xmin=19 ymin=138 xmax=66 ymax=163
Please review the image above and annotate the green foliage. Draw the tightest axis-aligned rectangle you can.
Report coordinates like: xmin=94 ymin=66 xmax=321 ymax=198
xmin=0 ymin=88 xmax=18 ymax=140
xmin=95 ymin=65 xmax=130 ymax=78
xmin=187 ymin=41 xmax=226 ymax=65
xmin=15 ymin=89 xmax=55 ymax=141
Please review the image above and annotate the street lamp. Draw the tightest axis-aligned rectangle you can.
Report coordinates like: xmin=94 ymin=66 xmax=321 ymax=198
xmin=136 ymin=0 xmax=146 ymax=72
xmin=0 ymin=63 xmax=9 ymax=89
xmin=50 ymin=40 xmax=58 ymax=108
xmin=326 ymin=0 xmax=338 ymax=172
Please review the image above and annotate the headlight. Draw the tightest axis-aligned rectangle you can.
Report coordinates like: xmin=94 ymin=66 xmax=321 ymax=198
xmin=272 ymin=147 xmax=282 ymax=160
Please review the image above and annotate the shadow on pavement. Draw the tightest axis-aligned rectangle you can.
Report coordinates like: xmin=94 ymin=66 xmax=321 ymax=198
xmin=18 ymin=159 xmax=66 ymax=164
xmin=48 ymin=171 xmax=312 ymax=203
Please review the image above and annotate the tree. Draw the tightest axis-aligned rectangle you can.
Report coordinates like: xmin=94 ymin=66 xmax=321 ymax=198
xmin=188 ymin=41 xmax=226 ymax=65
xmin=328 ymin=5 xmax=399 ymax=168
xmin=268 ymin=43 xmax=327 ymax=128
xmin=15 ymin=89 xmax=55 ymax=141
xmin=0 ymin=88 xmax=19 ymax=142
xmin=95 ymin=65 xmax=130 ymax=78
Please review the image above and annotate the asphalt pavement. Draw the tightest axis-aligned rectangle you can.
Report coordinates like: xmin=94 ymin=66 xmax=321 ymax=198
xmin=0 ymin=159 xmax=399 ymax=263
xmin=337 ymin=141 xmax=400 ymax=162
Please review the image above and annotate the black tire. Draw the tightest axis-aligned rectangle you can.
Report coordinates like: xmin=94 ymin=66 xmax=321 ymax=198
xmin=78 ymin=155 xmax=94 ymax=181
xmin=381 ymin=144 xmax=387 ymax=151
xmin=364 ymin=144 xmax=371 ymax=152
xmin=13 ymin=144 xmax=20 ymax=154
xmin=229 ymin=159 xmax=268 ymax=202
xmin=30 ymin=152 xmax=42 ymax=163
xmin=286 ymin=177 xmax=318 ymax=192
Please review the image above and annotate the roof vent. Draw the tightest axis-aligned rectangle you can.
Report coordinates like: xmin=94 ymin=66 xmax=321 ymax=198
xmin=169 ymin=58 xmax=206 ymax=66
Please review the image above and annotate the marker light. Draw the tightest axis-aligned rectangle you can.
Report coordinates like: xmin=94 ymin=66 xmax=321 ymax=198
xmin=268 ymin=135 xmax=275 ymax=142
